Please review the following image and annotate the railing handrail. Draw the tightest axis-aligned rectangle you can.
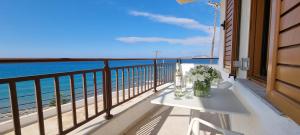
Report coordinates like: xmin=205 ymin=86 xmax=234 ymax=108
xmin=0 ymin=57 xmax=218 ymax=63
xmin=0 ymin=63 xmax=177 ymax=84
xmin=0 ymin=68 xmax=104 ymax=83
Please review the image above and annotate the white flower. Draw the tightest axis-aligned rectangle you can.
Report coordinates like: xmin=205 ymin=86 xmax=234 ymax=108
xmin=184 ymin=65 xmax=221 ymax=84
xmin=195 ymin=74 xmax=204 ymax=81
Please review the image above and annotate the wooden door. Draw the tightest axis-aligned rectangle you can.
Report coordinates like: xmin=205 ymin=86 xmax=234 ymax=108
xmin=267 ymin=0 xmax=300 ymax=125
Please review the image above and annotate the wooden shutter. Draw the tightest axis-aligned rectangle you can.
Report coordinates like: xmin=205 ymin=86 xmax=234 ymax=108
xmin=223 ymin=0 xmax=240 ymax=77
xmin=267 ymin=0 xmax=300 ymax=125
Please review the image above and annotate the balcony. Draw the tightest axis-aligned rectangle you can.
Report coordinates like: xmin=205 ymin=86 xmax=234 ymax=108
xmin=0 ymin=58 xmax=299 ymax=135
xmin=0 ymin=58 xmax=220 ymax=135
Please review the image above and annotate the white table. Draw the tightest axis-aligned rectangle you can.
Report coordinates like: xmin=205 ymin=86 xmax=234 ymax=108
xmin=151 ymin=86 xmax=249 ymax=135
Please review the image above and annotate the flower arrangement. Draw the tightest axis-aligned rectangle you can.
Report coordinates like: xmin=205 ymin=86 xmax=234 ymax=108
xmin=185 ymin=65 xmax=221 ymax=97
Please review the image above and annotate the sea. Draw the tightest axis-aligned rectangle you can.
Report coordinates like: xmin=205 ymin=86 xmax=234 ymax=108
xmin=0 ymin=59 xmax=218 ymax=115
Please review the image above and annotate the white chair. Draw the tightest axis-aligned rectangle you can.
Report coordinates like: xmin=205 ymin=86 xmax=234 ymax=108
xmin=186 ymin=118 xmax=243 ymax=135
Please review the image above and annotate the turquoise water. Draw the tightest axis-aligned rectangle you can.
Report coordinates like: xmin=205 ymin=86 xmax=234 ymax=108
xmin=0 ymin=59 xmax=218 ymax=114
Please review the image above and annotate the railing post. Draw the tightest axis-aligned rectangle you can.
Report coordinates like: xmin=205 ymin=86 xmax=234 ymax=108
xmin=82 ymin=73 xmax=89 ymax=120
xmin=34 ymin=79 xmax=45 ymax=135
xmin=103 ymin=60 xmax=113 ymax=119
xmin=8 ymin=81 xmax=21 ymax=135
xmin=70 ymin=74 xmax=77 ymax=126
xmin=153 ymin=59 xmax=157 ymax=92
xmin=54 ymin=76 xmax=63 ymax=134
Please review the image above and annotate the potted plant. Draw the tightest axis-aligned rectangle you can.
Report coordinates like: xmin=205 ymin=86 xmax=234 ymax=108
xmin=185 ymin=65 xmax=221 ymax=97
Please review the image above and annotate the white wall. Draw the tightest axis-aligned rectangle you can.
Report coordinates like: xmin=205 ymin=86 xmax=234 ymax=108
xmin=218 ymin=0 xmax=300 ymax=135
xmin=218 ymin=0 xmax=226 ymax=73
xmin=237 ymin=0 xmax=251 ymax=79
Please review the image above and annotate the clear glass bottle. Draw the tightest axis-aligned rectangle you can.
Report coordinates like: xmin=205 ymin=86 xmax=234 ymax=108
xmin=174 ymin=62 xmax=184 ymax=98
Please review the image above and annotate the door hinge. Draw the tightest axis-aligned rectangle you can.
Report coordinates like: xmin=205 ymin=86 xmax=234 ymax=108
xmin=233 ymin=58 xmax=250 ymax=71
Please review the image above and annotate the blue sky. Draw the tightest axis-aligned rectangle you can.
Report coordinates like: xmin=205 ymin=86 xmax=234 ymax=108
xmin=0 ymin=0 xmax=220 ymax=58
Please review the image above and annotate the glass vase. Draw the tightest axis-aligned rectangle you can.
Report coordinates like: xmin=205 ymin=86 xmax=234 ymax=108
xmin=193 ymin=81 xmax=211 ymax=97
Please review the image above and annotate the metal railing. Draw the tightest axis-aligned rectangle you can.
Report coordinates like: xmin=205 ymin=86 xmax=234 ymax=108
xmin=0 ymin=58 xmax=217 ymax=135
xmin=0 ymin=58 xmax=177 ymax=135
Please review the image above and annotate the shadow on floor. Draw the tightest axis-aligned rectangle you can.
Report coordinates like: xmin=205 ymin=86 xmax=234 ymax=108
xmin=125 ymin=107 xmax=173 ymax=135
xmin=125 ymin=106 xmax=230 ymax=135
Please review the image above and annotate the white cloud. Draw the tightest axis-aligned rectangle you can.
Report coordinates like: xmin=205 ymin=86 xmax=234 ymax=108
xmin=116 ymin=36 xmax=212 ymax=46
xmin=129 ymin=10 xmax=213 ymax=34
xmin=116 ymin=11 xmax=220 ymax=47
